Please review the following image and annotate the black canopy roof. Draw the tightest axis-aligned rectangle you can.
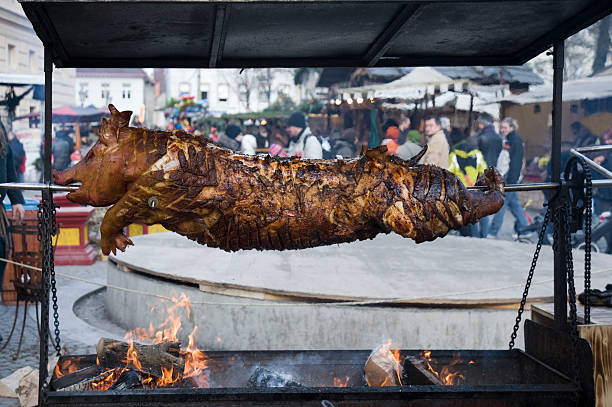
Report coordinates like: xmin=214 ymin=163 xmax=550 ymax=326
xmin=19 ymin=0 xmax=612 ymax=68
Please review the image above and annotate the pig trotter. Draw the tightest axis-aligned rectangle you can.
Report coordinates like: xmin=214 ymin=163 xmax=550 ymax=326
xmin=55 ymin=104 xmax=505 ymax=253
xmin=101 ymin=232 xmax=134 ymax=256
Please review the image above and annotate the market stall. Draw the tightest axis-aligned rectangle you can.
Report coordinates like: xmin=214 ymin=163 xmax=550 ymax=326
xmin=5 ymin=0 xmax=612 ymax=406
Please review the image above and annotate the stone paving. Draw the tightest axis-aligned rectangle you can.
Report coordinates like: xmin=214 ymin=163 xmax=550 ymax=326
xmin=0 ymin=261 xmax=116 ymax=407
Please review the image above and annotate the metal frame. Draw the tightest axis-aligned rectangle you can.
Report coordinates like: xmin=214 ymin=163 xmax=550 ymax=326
xmin=5 ymin=4 xmax=604 ymax=405
xmin=18 ymin=0 xmax=612 ymax=69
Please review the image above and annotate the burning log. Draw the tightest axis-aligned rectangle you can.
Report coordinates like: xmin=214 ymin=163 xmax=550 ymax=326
xmin=364 ymin=341 xmax=404 ymax=386
xmin=51 ymin=365 xmax=102 ymax=391
xmin=58 ymin=368 xmax=121 ymax=392
xmin=96 ymin=338 xmax=185 ymax=379
xmin=108 ymin=369 xmax=144 ymax=391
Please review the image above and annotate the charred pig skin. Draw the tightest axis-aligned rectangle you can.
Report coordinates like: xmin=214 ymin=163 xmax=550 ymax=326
xmin=54 ymin=105 xmax=504 ymax=255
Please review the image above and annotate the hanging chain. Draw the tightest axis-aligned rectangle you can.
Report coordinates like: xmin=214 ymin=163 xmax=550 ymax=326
xmin=553 ymin=202 xmax=582 ymax=388
xmin=37 ymin=194 xmax=60 ymax=401
xmin=577 ymin=158 xmax=592 ymax=324
xmin=49 ymin=201 xmax=61 ymax=356
xmin=509 ymin=206 xmax=551 ymax=350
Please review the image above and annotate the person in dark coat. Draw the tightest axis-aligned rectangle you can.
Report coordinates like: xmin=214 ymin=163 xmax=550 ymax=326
xmin=488 ymin=117 xmax=528 ymax=237
xmin=56 ymin=130 xmax=75 ymax=155
xmin=217 ymin=124 xmax=241 ymax=151
xmin=0 ymin=121 xmax=25 ymax=309
xmin=52 ymin=131 xmax=72 ymax=171
xmin=474 ymin=115 xmax=502 ymax=170
xmin=8 ymin=131 xmax=26 ymax=183
xmin=331 ymin=128 xmax=358 ymax=158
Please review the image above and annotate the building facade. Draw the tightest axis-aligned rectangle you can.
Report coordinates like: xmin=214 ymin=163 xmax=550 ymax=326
xmin=166 ymin=68 xmax=305 ymax=116
xmin=0 ymin=0 xmax=76 ymax=182
xmin=75 ymin=68 xmax=155 ymax=126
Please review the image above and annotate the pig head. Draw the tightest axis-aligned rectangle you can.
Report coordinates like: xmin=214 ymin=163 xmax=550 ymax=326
xmin=54 ymin=105 xmax=146 ymax=206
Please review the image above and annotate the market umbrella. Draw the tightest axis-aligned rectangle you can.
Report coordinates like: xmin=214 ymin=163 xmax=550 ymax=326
xmin=13 ymin=105 xmax=109 ymax=124
xmin=50 ymin=105 xmax=109 ymax=124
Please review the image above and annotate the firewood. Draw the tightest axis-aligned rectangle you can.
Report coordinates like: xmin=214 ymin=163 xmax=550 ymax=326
xmin=96 ymin=338 xmax=185 ymax=378
xmin=50 ymin=365 xmax=102 ymax=391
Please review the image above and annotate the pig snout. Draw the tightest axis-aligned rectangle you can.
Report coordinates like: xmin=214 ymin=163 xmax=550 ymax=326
xmin=53 ymin=167 xmax=79 ymax=186
xmin=54 ymin=166 xmax=89 ymax=204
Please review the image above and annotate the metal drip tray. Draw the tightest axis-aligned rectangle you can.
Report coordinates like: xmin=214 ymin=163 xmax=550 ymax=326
xmin=47 ymin=349 xmax=578 ymax=406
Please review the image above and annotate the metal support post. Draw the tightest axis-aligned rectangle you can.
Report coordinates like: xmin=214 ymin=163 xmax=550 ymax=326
xmin=550 ymin=40 xmax=567 ymax=331
xmin=38 ymin=46 xmax=53 ymax=407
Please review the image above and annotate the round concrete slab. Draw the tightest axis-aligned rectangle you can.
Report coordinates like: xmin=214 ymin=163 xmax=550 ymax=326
xmin=110 ymin=232 xmax=612 ymax=304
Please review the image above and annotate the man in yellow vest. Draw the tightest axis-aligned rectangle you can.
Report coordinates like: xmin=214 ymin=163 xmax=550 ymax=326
xmin=448 ymin=129 xmax=488 ymax=237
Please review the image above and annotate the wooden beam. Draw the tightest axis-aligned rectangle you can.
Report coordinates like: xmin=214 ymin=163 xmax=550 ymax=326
xmin=209 ymin=4 xmax=230 ymax=68
xmin=362 ymin=4 xmax=421 ymax=67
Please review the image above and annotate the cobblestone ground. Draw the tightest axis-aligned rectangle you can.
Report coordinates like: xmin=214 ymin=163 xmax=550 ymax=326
xmin=0 ymin=261 xmax=108 ymax=407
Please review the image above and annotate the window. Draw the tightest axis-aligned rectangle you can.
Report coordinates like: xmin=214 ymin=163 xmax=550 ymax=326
xmin=28 ymin=50 xmax=35 ymax=71
xmin=570 ymin=104 xmax=579 ymax=113
xmin=218 ymin=83 xmax=229 ymax=102
xmin=259 ymin=84 xmax=268 ymax=103
xmin=78 ymin=83 xmax=89 ymax=106
xmin=101 ymin=83 xmax=111 ymax=102
xmin=239 ymin=84 xmax=247 ymax=102
xmin=533 ymin=104 xmax=541 ymax=113
xmin=7 ymin=44 xmax=16 ymax=69
xmin=29 ymin=106 xmax=39 ymax=128
xmin=122 ymin=83 xmax=131 ymax=99
xmin=200 ymin=84 xmax=209 ymax=100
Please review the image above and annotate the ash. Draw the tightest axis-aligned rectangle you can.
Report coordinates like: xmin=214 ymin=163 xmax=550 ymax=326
xmin=247 ymin=367 xmax=302 ymax=388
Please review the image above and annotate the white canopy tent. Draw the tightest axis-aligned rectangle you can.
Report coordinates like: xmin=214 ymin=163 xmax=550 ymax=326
xmin=340 ymin=67 xmax=509 ymax=118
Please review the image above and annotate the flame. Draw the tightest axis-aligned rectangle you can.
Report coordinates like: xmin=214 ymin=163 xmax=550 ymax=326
xmin=102 ymin=293 xmax=210 ymax=389
xmin=381 ymin=339 xmax=403 ymax=386
xmin=182 ymin=326 xmax=210 ymax=388
xmin=124 ymin=336 xmax=143 ymax=372
xmin=89 ymin=368 xmax=124 ymax=391
xmin=52 ymin=293 xmax=211 ymax=390
xmin=420 ymin=351 xmax=465 ymax=386
xmin=333 ymin=376 xmax=350 ymax=387
xmin=54 ymin=358 xmax=79 ymax=378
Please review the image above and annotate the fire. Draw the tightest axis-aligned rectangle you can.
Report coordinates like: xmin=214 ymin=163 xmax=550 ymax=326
xmin=54 ymin=358 xmax=79 ymax=379
xmin=333 ymin=376 xmax=350 ymax=387
xmin=182 ymin=326 xmax=210 ymax=387
xmin=420 ymin=351 xmax=465 ymax=386
xmin=53 ymin=293 xmax=212 ymax=390
xmin=365 ymin=339 xmax=404 ymax=387
xmin=125 ymin=336 xmax=143 ymax=372
xmin=381 ymin=339 xmax=403 ymax=386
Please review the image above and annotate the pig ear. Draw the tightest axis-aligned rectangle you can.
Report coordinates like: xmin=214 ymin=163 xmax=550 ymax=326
xmin=98 ymin=117 xmax=115 ymax=146
xmin=108 ymin=104 xmax=132 ymax=130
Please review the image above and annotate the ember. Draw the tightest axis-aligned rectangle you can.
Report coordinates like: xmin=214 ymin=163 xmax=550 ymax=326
xmin=333 ymin=376 xmax=350 ymax=387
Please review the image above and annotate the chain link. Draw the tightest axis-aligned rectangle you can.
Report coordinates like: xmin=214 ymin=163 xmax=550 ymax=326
xmin=553 ymin=202 xmax=582 ymax=388
xmin=578 ymin=158 xmax=592 ymax=324
xmin=37 ymin=193 xmax=60 ymax=404
xmin=509 ymin=206 xmax=551 ymax=350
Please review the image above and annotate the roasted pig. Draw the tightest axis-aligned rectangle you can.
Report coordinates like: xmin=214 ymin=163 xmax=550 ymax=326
xmin=54 ymin=105 xmax=504 ymax=255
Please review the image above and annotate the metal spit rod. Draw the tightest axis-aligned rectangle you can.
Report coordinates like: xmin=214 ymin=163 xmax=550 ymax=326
xmin=0 ymin=183 xmax=79 ymax=192
xmin=569 ymin=148 xmax=612 ymax=179
xmin=1 ymin=179 xmax=612 ymax=194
